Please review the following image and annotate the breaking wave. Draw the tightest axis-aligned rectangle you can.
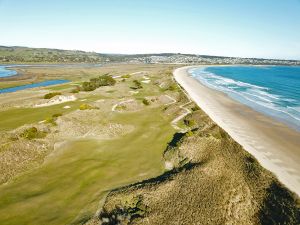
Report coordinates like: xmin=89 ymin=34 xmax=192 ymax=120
xmin=189 ymin=67 xmax=300 ymax=131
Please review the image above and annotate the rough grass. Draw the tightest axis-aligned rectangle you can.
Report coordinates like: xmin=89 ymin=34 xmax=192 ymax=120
xmin=20 ymin=127 xmax=47 ymax=140
xmin=79 ymin=103 xmax=98 ymax=110
xmin=0 ymin=108 xmax=174 ymax=225
xmin=6 ymin=63 xmax=285 ymax=225
xmin=0 ymin=63 xmax=178 ymax=225
xmin=95 ymin=109 xmax=300 ymax=225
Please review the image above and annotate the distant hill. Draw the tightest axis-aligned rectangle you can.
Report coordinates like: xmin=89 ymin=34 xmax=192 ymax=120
xmin=0 ymin=46 xmax=106 ymax=63
xmin=0 ymin=46 xmax=299 ymax=65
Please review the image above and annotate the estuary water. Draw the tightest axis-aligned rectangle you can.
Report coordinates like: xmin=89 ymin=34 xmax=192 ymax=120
xmin=0 ymin=65 xmax=17 ymax=77
xmin=0 ymin=65 xmax=74 ymax=93
xmin=189 ymin=66 xmax=300 ymax=131
xmin=0 ymin=80 xmax=70 ymax=94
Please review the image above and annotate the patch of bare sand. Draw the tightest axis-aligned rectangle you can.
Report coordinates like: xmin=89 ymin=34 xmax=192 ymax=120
xmin=34 ymin=95 xmax=76 ymax=107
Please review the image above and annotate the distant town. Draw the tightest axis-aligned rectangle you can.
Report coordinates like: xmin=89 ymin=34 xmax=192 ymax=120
xmin=122 ymin=54 xmax=300 ymax=65
xmin=1 ymin=46 xmax=299 ymax=65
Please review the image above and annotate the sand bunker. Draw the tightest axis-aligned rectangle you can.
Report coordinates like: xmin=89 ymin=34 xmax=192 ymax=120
xmin=112 ymin=99 xmax=143 ymax=112
xmin=34 ymin=95 xmax=76 ymax=107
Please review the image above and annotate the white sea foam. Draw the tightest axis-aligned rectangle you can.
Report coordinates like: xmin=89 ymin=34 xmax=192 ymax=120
xmin=191 ymin=68 xmax=300 ymax=129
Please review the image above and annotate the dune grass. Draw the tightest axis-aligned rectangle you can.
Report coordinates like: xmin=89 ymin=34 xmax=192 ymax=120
xmin=0 ymin=107 xmax=174 ymax=225
xmin=0 ymin=95 xmax=104 ymax=131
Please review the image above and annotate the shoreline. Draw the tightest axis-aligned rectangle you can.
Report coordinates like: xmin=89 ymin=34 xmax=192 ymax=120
xmin=174 ymin=66 xmax=300 ymax=196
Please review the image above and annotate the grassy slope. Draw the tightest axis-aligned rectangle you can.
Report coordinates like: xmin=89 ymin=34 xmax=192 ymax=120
xmin=0 ymin=46 xmax=104 ymax=63
xmin=0 ymin=101 xmax=79 ymax=131
xmin=0 ymin=64 xmax=177 ymax=225
xmin=0 ymin=108 xmax=174 ymax=225
xmin=2 ymin=63 xmax=298 ymax=225
xmin=96 ymin=107 xmax=300 ymax=225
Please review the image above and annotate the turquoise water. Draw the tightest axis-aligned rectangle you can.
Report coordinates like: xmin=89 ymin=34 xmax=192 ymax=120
xmin=189 ymin=66 xmax=300 ymax=131
xmin=0 ymin=80 xmax=69 ymax=94
xmin=0 ymin=66 xmax=17 ymax=77
xmin=0 ymin=64 xmax=79 ymax=93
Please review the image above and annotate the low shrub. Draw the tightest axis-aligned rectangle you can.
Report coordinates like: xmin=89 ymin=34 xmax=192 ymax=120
xmin=184 ymin=119 xmax=196 ymax=127
xmin=44 ymin=113 xmax=63 ymax=125
xmin=167 ymin=84 xmax=178 ymax=91
xmin=116 ymin=105 xmax=127 ymax=111
xmin=191 ymin=105 xmax=200 ymax=111
xmin=132 ymin=80 xmax=143 ymax=89
xmin=98 ymin=75 xmax=116 ymax=86
xmin=79 ymin=103 xmax=97 ymax=110
xmin=82 ymin=81 xmax=97 ymax=91
xmin=45 ymin=117 xmax=57 ymax=125
xmin=186 ymin=130 xmax=194 ymax=137
xmin=70 ymin=86 xmax=80 ymax=93
xmin=52 ymin=113 xmax=63 ymax=118
xmin=81 ymin=74 xmax=116 ymax=91
xmin=121 ymin=74 xmax=131 ymax=79
xmin=44 ymin=92 xmax=61 ymax=99
xmin=21 ymin=127 xmax=47 ymax=140
xmin=142 ymin=98 xmax=150 ymax=105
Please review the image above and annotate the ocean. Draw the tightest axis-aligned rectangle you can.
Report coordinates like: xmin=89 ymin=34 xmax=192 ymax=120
xmin=189 ymin=66 xmax=300 ymax=131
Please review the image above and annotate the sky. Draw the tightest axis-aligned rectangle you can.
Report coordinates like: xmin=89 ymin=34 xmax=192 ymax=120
xmin=0 ymin=0 xmax=300 ymax=59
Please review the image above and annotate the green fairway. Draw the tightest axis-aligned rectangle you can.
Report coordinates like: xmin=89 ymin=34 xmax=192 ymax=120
xmin=0 ymin=108 xmax=174 ymax=225
xmin=0 ymin=101 xmax=80 ymax=131
xmin=0 ymin=95 xmax=106 ymax=131
xmin=46 ymin=83 xmax=74 ymax=91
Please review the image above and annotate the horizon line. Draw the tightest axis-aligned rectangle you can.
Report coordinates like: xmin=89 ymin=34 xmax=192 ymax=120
xmin=1 ymin=45 xmax=300 ymax=62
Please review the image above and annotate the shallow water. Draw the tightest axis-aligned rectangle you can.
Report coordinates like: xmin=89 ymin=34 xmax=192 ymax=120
xmin=0 ymin=80 xmax=70 ymax=94
xmin=0 ymin=66 xmax=17 ymax=78
xmin=0 ymin=63 xmax=101 ymax=93
xmin=189 ymin=66 xmax=300 ymax=131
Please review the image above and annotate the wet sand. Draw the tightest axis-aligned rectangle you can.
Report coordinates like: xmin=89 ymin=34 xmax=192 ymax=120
xmin=174 ymin=66 xmax=300 ymax=196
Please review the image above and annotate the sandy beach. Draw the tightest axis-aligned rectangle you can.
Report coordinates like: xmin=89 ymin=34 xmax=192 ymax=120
xmin=174 ymin=66 xmax=300 ymax=196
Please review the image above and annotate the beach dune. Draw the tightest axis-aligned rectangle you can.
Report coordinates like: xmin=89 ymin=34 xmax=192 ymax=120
xmin=174 ymin=66 xmax=300 ymax=196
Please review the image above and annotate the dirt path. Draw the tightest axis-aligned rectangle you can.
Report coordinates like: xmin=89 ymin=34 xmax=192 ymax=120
xmin=168 ymin=77 xmax=192 ymax=131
